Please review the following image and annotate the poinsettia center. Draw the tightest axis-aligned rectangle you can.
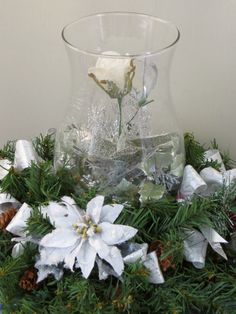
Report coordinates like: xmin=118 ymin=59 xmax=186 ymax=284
xmin=72 ymin=216 xmax=102 ymax=239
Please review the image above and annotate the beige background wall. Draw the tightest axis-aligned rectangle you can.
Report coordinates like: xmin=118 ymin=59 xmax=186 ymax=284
xmin=0 ymin=0 xmax=236 ymax=156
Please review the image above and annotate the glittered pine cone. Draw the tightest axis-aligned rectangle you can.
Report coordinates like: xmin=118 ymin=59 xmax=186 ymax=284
xmin=19 ymin=268 xmax=39 ymax=291
xmin=228 ymin=211 xmax=236 ymax=232
xmin=149 ymin=240 xmax=176 ymax=272
xmin=0 ymin=207 xmax=17 ymax=230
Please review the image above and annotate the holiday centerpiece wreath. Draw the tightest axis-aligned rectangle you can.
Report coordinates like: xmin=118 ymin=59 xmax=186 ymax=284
xmin=0 ymin=132 xmax=236 ymax=313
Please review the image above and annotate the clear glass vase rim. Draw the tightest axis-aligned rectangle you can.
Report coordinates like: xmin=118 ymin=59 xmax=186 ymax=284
xmin=62 ymin=12 xmax=180 ymax=58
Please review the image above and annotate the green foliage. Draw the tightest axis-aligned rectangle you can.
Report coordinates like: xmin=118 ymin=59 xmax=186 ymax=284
xmin=184 ymin=133 xmax=205 ymax=170
xmin=211 ymin=138 xmax=236 ymax=170
xmin=0 ymin=140 xmax=15 ymax=162
xmin=33 ymin=133 xmax=55 ymax=161
xmin=26 ymin=206 xmax=55 ymax=237
xmin=1 ymin=161 xmax=77 ymax=206
xmin=1 ymin=133 xmax=236 ymax=313
xmin=184 ymin=133 xmax=222 ymax=171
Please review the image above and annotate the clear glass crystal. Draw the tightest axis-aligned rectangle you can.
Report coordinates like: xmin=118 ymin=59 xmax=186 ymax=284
xmin=55 ymin=12 xmax=185 ymax=193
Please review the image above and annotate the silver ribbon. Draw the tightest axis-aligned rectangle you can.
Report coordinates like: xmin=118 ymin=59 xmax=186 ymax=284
xmin=204 ymin=149 xmax=225 ymax=172
xmin=180 ymin=151 xmax=229 ymax=268
xmin=180 ymin=165 xmax=207 ymax=198
xmin=0 ymin=159 xmax=11 ymax=180
xmin=121 ymin=242 xmax=164 ymax=284
xmin=184 ymin=226 xmax=227 ymax=268
xmin=184 ymin=229 xmax=207 ymax=268
xmin=14 ymin=140 xmax=39 ymax=171
xmin=180 ymin=148 xmax=236 ymax=198
xmin=143 ymin=252 xmax=165 ymax=284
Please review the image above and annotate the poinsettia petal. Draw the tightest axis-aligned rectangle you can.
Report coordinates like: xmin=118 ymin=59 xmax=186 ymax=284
xmin=64 ymin=239 xmax=83 ymax=271
xmin=41 ymin=203 xmax=78 ymax=229
xmin=100 ymin=222 xmax=138 ymax=245
xmin=100 ymin=204 xmax=123 ymax=223
xmin=36 ymin=264 xmax=63 ymax=283
xmin=61 ymin=196 xmax=84 ymax=220
xmin=86 ymin=196 xmax=104 ymax=224
xmin=103 ymin=246 xmax=124 ymax=276
xmin=39 ymin=246 xmax=74 ymax=265
xmin=40 ymin=228 xmax=78 ymax=248
xmin=6 ymin=203 xmax=32 ymax=237
xmin=75 ymin=241 xmax=97 ymax=278
xmin=89 ymin=235 xmax=109 ymax=259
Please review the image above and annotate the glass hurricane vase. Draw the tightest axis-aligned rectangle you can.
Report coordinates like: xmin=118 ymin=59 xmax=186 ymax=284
xmin=54 ymin=12 xmax=185 ymax=195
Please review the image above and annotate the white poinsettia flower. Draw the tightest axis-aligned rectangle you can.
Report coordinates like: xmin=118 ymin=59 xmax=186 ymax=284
xmin=88 ymin=51 xmax=135 ymax=98
xmin=39 ymin=195 xmax=138 ymax=279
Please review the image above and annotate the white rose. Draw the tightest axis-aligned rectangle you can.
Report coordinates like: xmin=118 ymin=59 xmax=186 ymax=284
xmin=88 ymin=51 xmax=135 ymax=98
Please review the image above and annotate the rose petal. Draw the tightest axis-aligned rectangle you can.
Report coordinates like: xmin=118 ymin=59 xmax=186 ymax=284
xmin=86 ymin=196 xmax=104 ymax=224
xmin=100 ymin=222 xmax=137 ymax=245
xmin=100 ymin=204 xmax=123 ymax=223
xmin=40 ymin=228 xmax=78 ymax=248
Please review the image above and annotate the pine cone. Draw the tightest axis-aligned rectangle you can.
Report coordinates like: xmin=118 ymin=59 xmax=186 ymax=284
xmin=149 ymin=240 xmax=175 ymax=272
xmin=0 ymin=207 xmax=17 ymax=230
xmin=19 ymin=268 xmax=39 ymax=291
xmin=228 ymin=212 xmax=236 ymax=232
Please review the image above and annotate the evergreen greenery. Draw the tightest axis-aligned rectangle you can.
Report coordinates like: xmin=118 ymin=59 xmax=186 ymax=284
xmin=0 ymin=133 xmax=236 ymax=313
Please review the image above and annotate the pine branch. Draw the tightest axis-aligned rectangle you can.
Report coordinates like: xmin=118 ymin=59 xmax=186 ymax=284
xmin=184 ymin=133 xmax=205 ymax=171
xmin=26 ymin=206 xmax=54 ymax=237
xmin=0 ymin=140 xmax=15 ymax=162
xmin=33 ymin=133 xmax=55 ymax=162
xmin=211 ymin=138 xmax=236 ymax=170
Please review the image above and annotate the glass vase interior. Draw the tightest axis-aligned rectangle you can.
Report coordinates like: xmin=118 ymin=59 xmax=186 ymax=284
xmin=55 ymin=12 xmax=185 ymax=195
